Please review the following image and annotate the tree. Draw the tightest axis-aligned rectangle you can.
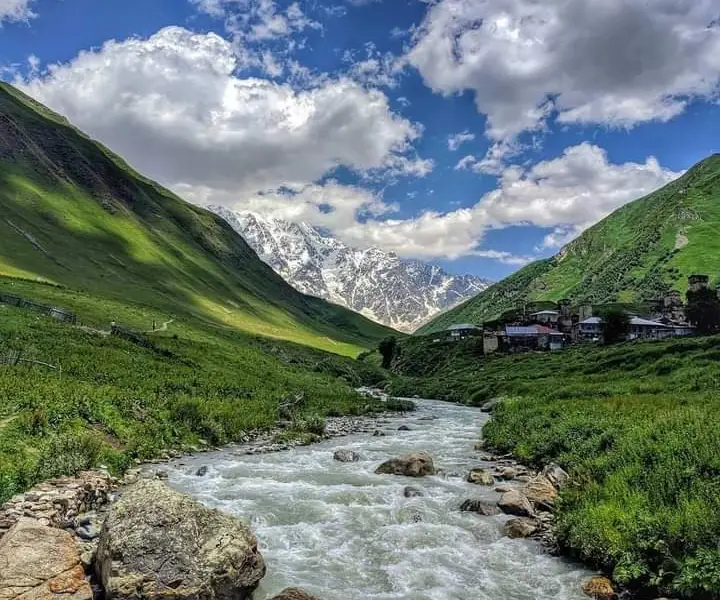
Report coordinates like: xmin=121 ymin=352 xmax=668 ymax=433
xmin=686 ymin=288 xmax=720 ymax=334
xmin=378 ymin=336 xmax=398 ymax=369
xmin=600 ymin=310 xmax=631 ymax=345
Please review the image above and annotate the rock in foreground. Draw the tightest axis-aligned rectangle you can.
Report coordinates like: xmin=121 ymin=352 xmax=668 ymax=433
xmin=269 ymin=588 xmax=321 ymax=600
xmin=0 ymin=517 xmax=93 ymax=600
xmin=375 ymin=452 xmax=435 ymax=477
xmin=96 ymin=480 xmax=265 ymax=600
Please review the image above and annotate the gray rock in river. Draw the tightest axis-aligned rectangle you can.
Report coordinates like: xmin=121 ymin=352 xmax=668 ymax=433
xmin=95 ymin=479 xmax=266 ymax=600
xmin=403 ymin=486 xmax=424 ymax=498
xmin=196 ymin=465 xmax=209 ymax=476
xmin=504 ymin=517 xmax=540 ymax=539
xmin=375 ymin=452 xmax=435 ymax=477
xmin=269 ymin=587 xmax=321 ymax=599
xmin=333 ymin=449 xmax=360 ymax=463
xmin=497 ymin=490 xmax=534 ymax=518
xmin=398 ymin=425 xmax=411 ymax=431
xmin=466 ymin=468 xmax=495 ymax=486
xmin=459 ymin=499 xmax=501 ymax=515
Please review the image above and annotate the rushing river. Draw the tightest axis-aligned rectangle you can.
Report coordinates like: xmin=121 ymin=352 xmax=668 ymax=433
xmin=165 ymin=399 xmax=593 ymax=600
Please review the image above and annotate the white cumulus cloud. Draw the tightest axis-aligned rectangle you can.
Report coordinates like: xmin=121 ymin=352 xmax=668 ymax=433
xmin=17 ymin=26 xmax=426 ymax=196
xmin=407 ymin=0 xmax=720 ymax=141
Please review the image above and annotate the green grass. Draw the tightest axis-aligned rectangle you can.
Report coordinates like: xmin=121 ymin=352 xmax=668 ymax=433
xmin=421 ymin=154 xmax=720 ymax=333
xmin=0 ymin=82 xmax=396 ymax=356
xmin=0 ymin=302 xmax=389 ymax=504
xmin=385 ymin=336 xmax=720 ymax=598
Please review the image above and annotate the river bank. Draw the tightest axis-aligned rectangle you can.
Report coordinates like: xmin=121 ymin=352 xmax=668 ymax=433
xmin=0 ymin=398 xmax=601 ymax=600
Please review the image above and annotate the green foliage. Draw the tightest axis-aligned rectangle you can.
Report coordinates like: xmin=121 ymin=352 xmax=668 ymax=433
xmin=390 ymin=334 xmax=720 ymax=597
xmin=378 ymin=336 xmax=398 ymax=369
xmin=686 ymin=288 xmax=720 ymax=334
xmin=421 ymin=154 xmax=720 ymax=332
xmin=599 ymin=309 xmax=631 ymax=345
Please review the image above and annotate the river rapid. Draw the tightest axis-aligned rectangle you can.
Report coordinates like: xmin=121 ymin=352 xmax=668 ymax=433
xmin=164 ymin=399 xmax=593 ymax=600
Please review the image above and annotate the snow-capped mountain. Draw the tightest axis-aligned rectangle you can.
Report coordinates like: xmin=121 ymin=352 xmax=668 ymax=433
xmin=210 ymin=206 xmax=491 ymax=332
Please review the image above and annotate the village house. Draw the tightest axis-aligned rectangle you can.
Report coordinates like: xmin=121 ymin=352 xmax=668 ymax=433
xmin=576 ymin=315 xmax=686 ymax=342
xmin=445 ymin=323 xmax=481 ymax=341
xmin=501 ymin=325 xmax=566 ymax=352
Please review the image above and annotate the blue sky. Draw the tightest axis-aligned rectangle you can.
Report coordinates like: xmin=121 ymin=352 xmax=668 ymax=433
xmin=1 ymin=0 xmax=719 ymax=280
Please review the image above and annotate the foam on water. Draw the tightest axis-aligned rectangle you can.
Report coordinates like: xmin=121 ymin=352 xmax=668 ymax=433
xmin=165 ymin=399 xmax=592 ymax=600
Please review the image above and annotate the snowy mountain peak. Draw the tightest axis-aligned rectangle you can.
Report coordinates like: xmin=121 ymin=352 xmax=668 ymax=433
xmin=211 ymin=206 xmax=491 ymax=332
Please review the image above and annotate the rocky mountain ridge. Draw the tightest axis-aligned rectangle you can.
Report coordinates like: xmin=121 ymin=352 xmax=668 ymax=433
xmin=210 ymin=207 xmax=491 ymax=332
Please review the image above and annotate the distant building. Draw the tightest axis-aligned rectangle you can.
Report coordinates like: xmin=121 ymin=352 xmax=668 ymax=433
xmin=446 ymin=323 xmax=481 ymax=341
xmin=502 ymin=324 xmax=565 ymax=351
xmin=528 ymin=310 xmax=560 ymax=325
xmin=576 ymin=315 xmax=684 ymax=342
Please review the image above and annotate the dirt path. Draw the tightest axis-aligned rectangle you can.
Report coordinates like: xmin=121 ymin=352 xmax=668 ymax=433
xmin=147 ymin=319 xmax=174 ymax=334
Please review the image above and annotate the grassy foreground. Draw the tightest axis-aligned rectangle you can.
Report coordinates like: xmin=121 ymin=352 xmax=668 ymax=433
xmin=385 ymin=336 xmax=720 ymax=598
xmin=0 ymin=300 xmax=388 ymax=505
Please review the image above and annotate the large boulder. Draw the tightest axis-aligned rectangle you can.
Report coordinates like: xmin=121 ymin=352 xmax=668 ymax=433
xmin=269 ymin=589 xmax=321 ymax=600
xmin=375 ymin=452 xmax=435 ymax=477
xmin=466 ymin=468 xmax=495 ymax=486
xmin=95 ymin=480 xmax=265 ymax=600
xmin=497 ymin=490 xmax=534 ymax=517
xmin=0 ymin=517 xmax=93 ymax=600
xmin=523 ymin=475 xmax=559 ymax=511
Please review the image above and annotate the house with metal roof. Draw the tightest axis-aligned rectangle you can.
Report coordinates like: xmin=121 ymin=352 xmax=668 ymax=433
xmin=576 ymin=315 xmax=681 ymax=342
xmin=503 ymin=324 xmax=566 ymax=351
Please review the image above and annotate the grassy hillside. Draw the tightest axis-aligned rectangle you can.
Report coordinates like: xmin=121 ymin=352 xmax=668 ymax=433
xmin=0 ymin=82 xmax=395 ymax=355
xmin=422 ymin=154 xmax=720 ymax=333
xmin=386 ymin=337 xmax=720 ymax=597
xmin=0 ymin=302 xmax=390 ymax=504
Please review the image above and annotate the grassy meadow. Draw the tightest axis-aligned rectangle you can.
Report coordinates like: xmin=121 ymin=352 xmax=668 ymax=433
xmin=384 ymin=336 xmax=720 ymax=598
xmin=0 ymin=297 xmax=390 ymax=505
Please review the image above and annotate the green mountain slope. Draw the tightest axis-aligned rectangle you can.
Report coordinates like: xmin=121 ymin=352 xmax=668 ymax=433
xmin=422 ymin=154 xmax=720 ymax=333
xmin=0 ymin=82 xmax=395 ymax=355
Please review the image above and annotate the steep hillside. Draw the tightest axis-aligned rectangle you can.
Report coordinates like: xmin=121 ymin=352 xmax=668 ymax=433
xmin=422 ymin=154 xmax=720 ymax=332
xmin=212 ymin=207 xmax=490 ymax=332
xmin=0 ymin=82 xmax=395 ymax=354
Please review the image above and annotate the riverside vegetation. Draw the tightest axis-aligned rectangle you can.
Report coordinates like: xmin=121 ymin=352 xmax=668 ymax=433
xmin=380 ymin=334 xmax=720 ymax=598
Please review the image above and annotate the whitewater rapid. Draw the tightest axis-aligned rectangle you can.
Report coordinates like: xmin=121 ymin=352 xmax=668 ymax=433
xmin=164 ymin=399 xmax=593 ymax=600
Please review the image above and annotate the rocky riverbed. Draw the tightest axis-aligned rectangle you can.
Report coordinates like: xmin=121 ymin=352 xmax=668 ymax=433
xmin=0 ymin=400 xmax=612 ymax=600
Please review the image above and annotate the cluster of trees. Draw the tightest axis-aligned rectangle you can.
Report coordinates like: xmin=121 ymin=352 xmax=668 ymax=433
xmin=686 ymin=288 xmax=720 ymax=334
